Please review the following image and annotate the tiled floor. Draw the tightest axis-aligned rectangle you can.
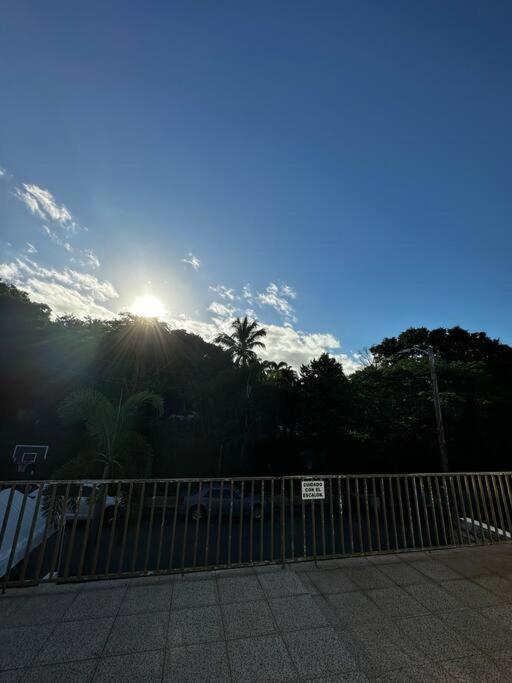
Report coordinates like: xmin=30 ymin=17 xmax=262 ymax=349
xmin=2 ymin=545 xmax=512 ymax=680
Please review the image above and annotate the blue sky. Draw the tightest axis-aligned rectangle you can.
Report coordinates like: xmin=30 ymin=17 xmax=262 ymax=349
xmin=1 ymin=1 xmax=511 ymax=370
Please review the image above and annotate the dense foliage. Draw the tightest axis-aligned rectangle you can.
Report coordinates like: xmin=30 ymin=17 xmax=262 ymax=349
xmin=1 ymin=280 xmax=511 ymax=480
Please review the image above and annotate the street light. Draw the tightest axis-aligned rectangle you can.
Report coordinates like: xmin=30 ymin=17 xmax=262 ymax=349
xmin=397 ymin=345 xmax=449 ymax=473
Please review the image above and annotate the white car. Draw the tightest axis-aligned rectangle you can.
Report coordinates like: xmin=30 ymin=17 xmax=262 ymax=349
xmin=41 ymin=482 xmax=121 ymax=524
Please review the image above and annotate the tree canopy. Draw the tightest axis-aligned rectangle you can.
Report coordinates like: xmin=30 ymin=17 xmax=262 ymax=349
xmin=1 ymin=280 xmax=512 ymax=480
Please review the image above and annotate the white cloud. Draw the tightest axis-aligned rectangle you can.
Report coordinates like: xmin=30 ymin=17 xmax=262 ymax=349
xmin=209 ymin=284 xmax=236 ymax=301
xmin=182 ymin=253 xmax=200 ymax=270
xmin=208 ymin=301 xmax=237 ymax=317
xmin=256 ymin=282 xmax=297 ymax=322
xmin=242 ymin=284 xmax=253 ymax=304
xmin=82 ymin=249 xmax=100 ymax=269
xmin=15 ymin=184 xmax=75 ymax=228
xmin=0 ymin=257 xmax=118 ymax=319
xmin=25 ymin=242 xmax=37 ymax=254
xmin=0 ymin=166 xmax=6 ymax=177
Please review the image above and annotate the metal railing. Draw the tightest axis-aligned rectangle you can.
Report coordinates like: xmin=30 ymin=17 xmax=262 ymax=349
xmin=1 ymin=472 xmax=511 ymax=589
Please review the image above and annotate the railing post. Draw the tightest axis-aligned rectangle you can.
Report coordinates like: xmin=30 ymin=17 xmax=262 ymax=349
xmin=281 ymin=477 xmax=286 ymax=568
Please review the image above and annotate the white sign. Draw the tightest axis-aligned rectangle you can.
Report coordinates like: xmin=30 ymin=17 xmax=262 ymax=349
xmin=301 ymin=480 xmax=325 ymax=500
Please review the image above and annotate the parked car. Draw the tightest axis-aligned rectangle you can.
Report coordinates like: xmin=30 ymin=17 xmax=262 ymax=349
xmin=182 ymin=483 xmax=268 ymax=521
xmin=41 ymin=482 xmax=121 ymax=525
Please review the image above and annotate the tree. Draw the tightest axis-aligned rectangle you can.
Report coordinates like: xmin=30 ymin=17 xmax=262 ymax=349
xmin=214 ymin=316 xmax=267 ymax=367
xmin=57 ymin=389 xmax=164 ymax=478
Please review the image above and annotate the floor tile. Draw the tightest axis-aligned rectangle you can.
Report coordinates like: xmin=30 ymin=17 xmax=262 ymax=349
xmin=0 ymin=593 xmax=78 ymax=627
xmin=228 ymin=633 xmax=296 ymax=681
xmin=25 ymin=659 xmax=97 ymax=682
xmin=440 ymin=654 xmax=502 ymax=682
xmin=378 ymin=563 xmax=430 ymax=586
xmin=326 ymin=591 xmax=385 ymax=627
xmin=118 ymin=583 xmax=173 ymax=615
xmin=164 ymin=641 xmax=230 ymax=682
xmin=367 ymin=586 xmax=428 ymax=619
xmin=439 ymin=608 xmax=512 ymax=653
xmin=258 ymin=569 xmax=309 ymax=597
xmin=63 ymin=588 xmax=126 ymax=621
xmin=285 ymin=627 xmax=357 ymax=678
xmin=269 ymin=594 xmax=329 ymax=631
xmin=222 ymin=599 xmax=276 ymax=639
xmin=36 ymin=618 xmax=113 ymax=664
xmin=0 ymin=624 xmax=54 ymax=671
xmin=404 ymin=581 xmax=464 ymax=613
xmin=217 ymin=575 xmax=265 ymax=604
xmin=395 ymin=615 xmax=474 ymax=662
xmin=168 ymin=605 xmax=223 ymax=646
xmin=440 ymin=579 xmax=503 ymax=608
xmin=104 ymin=611 xmax=167 ymax=655
xmin=342 ymin=566 xmax=393 ymax=591
xmin=172 ymin=579 xmax=217 ymax=609
xmin=306 ymin=569 xmax=358 ymax=594
xmin=94 ymin=650 xmax=164 ymax=682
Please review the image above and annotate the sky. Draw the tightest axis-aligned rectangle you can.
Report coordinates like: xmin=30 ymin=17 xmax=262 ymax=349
xmin=1 ymin=1 xmax=511 ymax=371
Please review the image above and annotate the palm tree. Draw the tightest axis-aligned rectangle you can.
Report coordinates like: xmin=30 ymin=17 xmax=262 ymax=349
xmin=263 ymin=361 xmax=297 ymax=385
xmin=57 ymin=388 xmax=164 ymax=479
xmin=214 ymin=316 xmax=267 ymax=367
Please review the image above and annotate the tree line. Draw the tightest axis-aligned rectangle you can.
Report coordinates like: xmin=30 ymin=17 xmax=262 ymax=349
xmin=1 ymin=280 xmax=511 ymax=480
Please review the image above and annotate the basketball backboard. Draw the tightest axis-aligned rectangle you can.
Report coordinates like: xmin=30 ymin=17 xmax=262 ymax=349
xmin=12 ymin=445 xmax=48 ymax=473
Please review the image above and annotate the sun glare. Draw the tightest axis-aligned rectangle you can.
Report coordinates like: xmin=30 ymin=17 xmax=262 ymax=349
xmin=130 ymin=295 xmax=165 ymax=319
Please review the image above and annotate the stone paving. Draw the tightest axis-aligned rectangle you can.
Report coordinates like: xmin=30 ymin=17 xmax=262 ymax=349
xmin=2 ymin=545 xmax=512 ymax=681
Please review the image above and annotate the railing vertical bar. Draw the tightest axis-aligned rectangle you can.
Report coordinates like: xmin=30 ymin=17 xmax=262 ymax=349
xmin=403 ymin=477 xmax=416 ymax=550
xmin=338 ymin=477 xmax=345 ymax=555
xmin=411 ymin=477 xmax=423 ymax=549
xmin=372 ymin=478 xmax=381 ymax=553
xmin=33 ymin=484 xmax=57 ymax=583
xmin=328 ymin=479 xmax=336 ymax=555
xmin=91 ymin=484 xmax=109 ymax=577
xmin=363 ymin=478 xmax=372 ymax=553
xmin=49 ymin=483 xmax=71 ymax=580
xmin=396 ymin=477 xmax=407 ymax=550
xmin=78 ymin=484 xmax=96 ymax=579
xmin=204 ymin=482 xmax=214 ymax=567
xmin=0 ymin=486 xmax=16 ymax=563
xmin=447 ymin=476 xmax=463 ymax=546
xmin=227 ymin=481 xmax=234 ymax=568
xmin=180 ymin=481 xmax=192 ymax=571
xmin=427 ymin=477 xmax=440 ymax=547
xmin=301 ymin=482 xmax=307 ymax=558
xmin=105 ymin=482 xmax=123 ymax=576
xmin=238 ymin=481 xmax=245 ymax=566
xmin=355 ymin=478 xmax=364 ymax=553
xmin=476 ymin=474 xmax=492 ymax=543
xmin=20 ymin=484 xmax=44 ymax=583
xmin=484 ymin=475 xmax=499 ymax=541
xmin=280 ymin=478 xmax=286 ymax=566
xmin=455 ymin=475 xmax=470 ymax=544
xmin=319 ymin=494 xmax=327 ymax=557
xmin=118 ymin=482 xmax=133 ymax=573
xmin=168 ymin=482 xmax=181 ymax=570
xmin=249 ymin=480 xmax=255 ymax=564
xmin=270 ymin=479 xmax=275 ymax=563
xmin=433 ymin=476 xmax=448 ymax=546
xmin=418 ymin=478 xmax=432 ymax=549
xmin=498 ymin=475 xmax=512 ymax=536
xmin=193 ymin=481 xmax=203 ymax=568
xmin=4 ymin=484 xmax=30 ymax=584
xmin=380 ymin=477 xmax=390 ymax=552
xmin=289 ymin=479 xmax=295 ymax=561
xmin=156 ymin=482 xmax=169 ymax=571
xmin=215 ymin=483 xmax=225 ymax=567
xmin=347 ymin=478 xmax=354 ymax=554
xmin=142 ymin=482 xmax=158 ymax=573
xmin=469 ymin=475 xmax=486 ymax=544
xmin=490 ymin=475 xmax=506 ymax=541
xmin=505 ymin=475 xmax=512 ymax=537
xmin=311 ymin=500 xmax=318 ymax=564
xmin=131 ymin=482 xmax=146 ymax=573
xmin=388 ymin=477 xmax=398 ymax=551
xmin=441 ymin=475 xmax=456 ymax=546
xmin=259 ymin=480 xmax=265 ymax=562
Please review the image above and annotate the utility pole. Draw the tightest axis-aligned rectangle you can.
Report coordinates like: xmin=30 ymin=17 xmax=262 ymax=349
xmin=398 ymin=345 xmax=449 ymax=472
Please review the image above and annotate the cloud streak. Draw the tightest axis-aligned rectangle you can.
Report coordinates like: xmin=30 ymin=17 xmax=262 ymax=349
xmin=14 ymin=184 xmax=75 ymax=229
xmin=182 ymin=253 xmax=201 ymax=270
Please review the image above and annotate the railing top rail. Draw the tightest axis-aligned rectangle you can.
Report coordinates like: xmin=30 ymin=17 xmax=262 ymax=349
xmin=2 ymin=471 xmax=512 ymax=486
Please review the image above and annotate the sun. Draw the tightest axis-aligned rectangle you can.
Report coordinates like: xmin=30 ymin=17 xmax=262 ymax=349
xmin=130 ymin=295 xmax=165 ymax=319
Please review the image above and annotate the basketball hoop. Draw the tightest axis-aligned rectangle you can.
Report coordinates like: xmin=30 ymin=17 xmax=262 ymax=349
xmin=12 ymin=445 xmax=48 ymax=473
